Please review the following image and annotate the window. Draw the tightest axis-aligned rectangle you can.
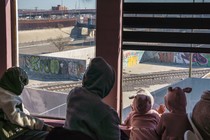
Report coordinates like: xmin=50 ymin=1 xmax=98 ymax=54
xmin=17 ymin=0 xmax=96 ymax=118
xmin=122 ymin=1 xmax=210 ymax=121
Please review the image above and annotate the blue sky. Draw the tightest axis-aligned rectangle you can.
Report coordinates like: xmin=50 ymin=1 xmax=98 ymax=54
xmin=125 ymin=0 xmax=209 ymax=2
xmin=18 ymin=0 xmax=210 ymax=10
xmin=18 ymin=0 xmax=96 ymax=10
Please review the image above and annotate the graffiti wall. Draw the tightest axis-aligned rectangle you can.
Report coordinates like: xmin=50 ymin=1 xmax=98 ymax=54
xmin=19 ymin=54 xmax=86 ymax=80
xmin=174 ymin=52 xmax=210 ymax=66
xmin=141 ymin=51 xmax=210 ymax=67
xmin=123 ymin=51 xmax=144 ymax=68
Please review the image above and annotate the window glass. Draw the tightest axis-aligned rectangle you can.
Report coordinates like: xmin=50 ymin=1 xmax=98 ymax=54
xmin=122 ymin=50 xmax=210 ymax=121
xmin=122 ymin=0 xmax=210 ymax=121
xmin=125 ymin=0 xmax=210 ymax=2
xmin=18 ymin=0 xmax=96 ymax=118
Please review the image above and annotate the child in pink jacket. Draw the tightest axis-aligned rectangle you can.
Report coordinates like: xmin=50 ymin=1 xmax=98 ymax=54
xmin=121 ymin=88 xmax=161 ymax=140
xmin=156 ymin=86 xmax=193 ymax=140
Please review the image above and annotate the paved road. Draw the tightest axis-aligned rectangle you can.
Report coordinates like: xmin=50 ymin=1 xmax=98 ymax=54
xmin=19 ymin=38 xmax=95 ymax=55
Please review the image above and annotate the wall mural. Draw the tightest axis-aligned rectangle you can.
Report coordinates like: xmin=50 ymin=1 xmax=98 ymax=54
xmin=174 ymin=53 xmax=209 ymax=66
xmin=123 ymin=51 xmax=144 ymax=68
xmin=19 ymin=54 xmax=86 ymax=80
xmin=142 ymin=52 xmax=210 ymax=67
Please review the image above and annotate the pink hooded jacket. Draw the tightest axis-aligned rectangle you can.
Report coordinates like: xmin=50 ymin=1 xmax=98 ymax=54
xmin=156 ymin=87 xmax=193 ymax=140
xmin=123 ymin=89 xmax=160 ymax=140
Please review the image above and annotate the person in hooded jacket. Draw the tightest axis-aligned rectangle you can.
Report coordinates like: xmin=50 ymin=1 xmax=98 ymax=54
xmin=156 ymin=86 xmax=193 ymax=140
xmin=192 ymin=90 xmax=210 ymax=140
xmin=121 ymin=88 xmax=161 ymax=140
xmin=0 ymin=66 xmax=53 ymax=140
xmin=64 ymin=57 xmax=120 ymax=140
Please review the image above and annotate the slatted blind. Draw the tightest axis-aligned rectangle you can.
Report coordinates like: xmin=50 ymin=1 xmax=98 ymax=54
xmin=122 ymin=3 xmax=210 ymax=53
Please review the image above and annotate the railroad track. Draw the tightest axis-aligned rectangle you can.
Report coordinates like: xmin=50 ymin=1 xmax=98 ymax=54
xmin=38 ymin=69 xmax=210 ymax=92
xmin=123 ymin=69 xmax=210 ymax=82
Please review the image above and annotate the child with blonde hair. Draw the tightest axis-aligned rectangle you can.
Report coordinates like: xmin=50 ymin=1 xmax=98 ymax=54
xmin=121 ymin=88 xmax=162 ymax=140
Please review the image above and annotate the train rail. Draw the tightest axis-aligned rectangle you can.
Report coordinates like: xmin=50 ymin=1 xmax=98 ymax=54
xmin=38 ymin=68 xmax=210 ymax=92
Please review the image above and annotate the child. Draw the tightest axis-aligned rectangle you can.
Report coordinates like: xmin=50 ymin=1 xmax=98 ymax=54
xmin=156 ymin=86 xmax=193 ymax=140
xmin=64 ymin=57 xmax=120 ymax=140
xmin=121 ymin=88 xmax=161 ymax=140
xmin=0 ymin=66 xmax=53 ymax=140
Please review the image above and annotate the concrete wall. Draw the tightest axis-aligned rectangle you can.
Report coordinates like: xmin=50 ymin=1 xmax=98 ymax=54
xmin=152 ymin=78 xmax=210 ymax=112
xmin=18 ymin=27 xmax=73 ymax=43
xmin=123 ymin=50 xmax=144 ymax=68
xmin=141 ymin=51 xmax=210 ymax=67
xmin=19 ymin=54 xmax=86 ymax=80
xmin=21 ymin=88 xmax=67 ymax=118
xmin=42 ymin=49 xmax=145 ymax=69
xmin=20 ymin=77 xmax=210 ymax=120
xmin=122 ymin=78 xmax=210 ymax=121
xmin=41 ymin=47 xmax=95 ymax=65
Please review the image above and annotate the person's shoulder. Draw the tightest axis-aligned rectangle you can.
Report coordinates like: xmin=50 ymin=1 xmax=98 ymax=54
xmin=68 ymin=87 xmax=84 ymax=96
xmin=160 ymin=112 xmax=182 ymax=123
xmin=159 ymin=112 xmax=171 ymax=119
xmin=69 ymin=87 xmax=83 ymax=93
xmin=0 ymin=87 xmax=9 ymax=94
xmin=149 ymin=109 xmax=159 ymax=114
xmin=66 ymin=87 xmax=83 ymax=101
xmin=0 ymin=87 xmax=19 ymax=99
xmin=148 ymin=109 xmax=161 ymax=118
xmin=101 ymin=102 xmax=116 ymax=112
xmin=96 ymin=102 xmax=119 ymax=118
xmin=102 ymin=106 xmax=120 ymax=124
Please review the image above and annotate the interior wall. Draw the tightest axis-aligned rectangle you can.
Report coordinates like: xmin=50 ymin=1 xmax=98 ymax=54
xmin=0 ymin=0 xmax=12 ymax=77
xmin=96 ymin=0 xmax=123 ymax=115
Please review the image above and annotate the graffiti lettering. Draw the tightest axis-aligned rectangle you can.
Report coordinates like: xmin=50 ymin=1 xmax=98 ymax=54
xmin=123 ymin=51 xmax=144 ymax=68
xmin=19 ymin=55 xmax=86 ymax=80
xmin=145 ymin=52 xmax=210 ymax=66
xmin=181 ymin=53 xmax=208 ymax=65
xmin=158 ymin=52 xmax=174 ymax=63
xmin=50 ymin=60 xmax=60 ymax=74
xmin=26 ymin=56 xmax=40 ymax=71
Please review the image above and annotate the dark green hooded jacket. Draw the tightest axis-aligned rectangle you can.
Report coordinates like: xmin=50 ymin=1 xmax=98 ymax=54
xmin=0 ymin=67 xmax=45 ymax=130
xmin=0 ymin=66 xmax=28 ymax=95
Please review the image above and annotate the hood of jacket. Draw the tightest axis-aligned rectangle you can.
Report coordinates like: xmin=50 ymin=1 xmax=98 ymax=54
xmin=164 ymin=86 xmax=192 ymax=113
xmin=0 ymin=67 xmax=28 ymax=95
xmin=130 ymin=88 xmax=154 ymax=114
xmin=82 ymin=57 xmax=115 ymax=98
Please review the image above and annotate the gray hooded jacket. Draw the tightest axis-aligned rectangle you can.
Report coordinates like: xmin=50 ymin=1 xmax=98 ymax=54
xmin=64 ymin=57 xmax=120 ymax=140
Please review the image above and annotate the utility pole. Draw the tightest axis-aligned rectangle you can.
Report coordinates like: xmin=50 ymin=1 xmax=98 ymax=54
xmin=61 ymin=0 xmax=63 ymax=8
xmin=189 ymin=0 xmax=195 ymax=77
xmin=35 ymin=7 xmax=38 ymax=17
xmin=61 ymin=0 xmax=64 ymax=17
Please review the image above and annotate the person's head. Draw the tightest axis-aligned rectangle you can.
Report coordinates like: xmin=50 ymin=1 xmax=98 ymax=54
xmin=164 ymin=86 xmax=192 ymax=113
xmin=82 ymin=57 xmax=115 ymax=98
xmin=129 ymin=88 xmax=154 ymax=114
xmin=0 ymin=66 xmax=28 ymax=95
